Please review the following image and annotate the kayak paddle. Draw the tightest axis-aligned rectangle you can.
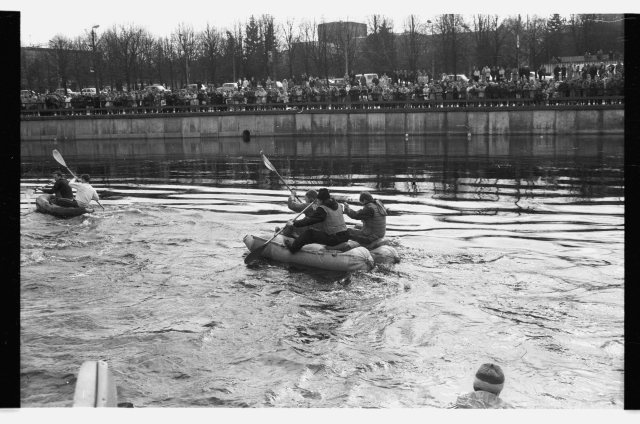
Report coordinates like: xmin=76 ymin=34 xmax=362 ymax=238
xmin=244 ymin=201 xmax=314 ymax=265
xmin=260 ymin=150 xmax=302 ymax=202
xmin=52 ymin=150 xmax=105 ymax=211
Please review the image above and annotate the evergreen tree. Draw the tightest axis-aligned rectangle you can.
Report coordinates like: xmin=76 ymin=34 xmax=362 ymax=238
xmin=244 ymin=16 xmax=263 ymax=80
xmin=364 ymin=15 xmax=396 ymax=73
xmin=545 ymin=14 xmax=563 ymax=61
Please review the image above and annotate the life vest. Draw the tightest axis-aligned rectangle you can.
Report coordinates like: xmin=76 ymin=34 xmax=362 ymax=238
xmin=318 ymin=204 xmax=348 ymax=235
xmin=359 ymin=200 xmax=388 ymax=239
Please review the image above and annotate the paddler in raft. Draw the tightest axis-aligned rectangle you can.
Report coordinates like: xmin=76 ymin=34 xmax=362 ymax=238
xmin=278 ymin=189 xmax=322 ymax=238
xmin=341 ymin=191 xmax=388 ymax=246
xmin=40 ymin=170 xmax=78 ymax=207
xmin=69 ymin=174 xmax=100 ymax=209
xmin=283 ymin=188 xmax=349 ymax=254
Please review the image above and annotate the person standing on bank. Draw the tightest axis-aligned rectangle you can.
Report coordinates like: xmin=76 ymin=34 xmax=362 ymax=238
xmin=452 ymin=363 xmax=513 ymax=409
xmin=342 ymin=191 xmax=388 ymax=246
xmin=283 ymin=188 xmax=349 ymax=254
xmin=41 ymin=170 xmax=75 ymax=206
xmin=280 ymin=189 xmax=321 ymax=237
xmin=69 ymin=174 xmax=100 ymax=209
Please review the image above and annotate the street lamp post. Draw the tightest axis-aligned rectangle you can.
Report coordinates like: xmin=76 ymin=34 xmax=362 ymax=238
xmin=516 ymin=34 xmax=520 ymax=71
xmin=178 ymin=33 xmax=189 ymax=86
xmin=90 ymin=25 xmax=99 ymax=92
xmin=427 ymin=20 xmax=434 ymax=81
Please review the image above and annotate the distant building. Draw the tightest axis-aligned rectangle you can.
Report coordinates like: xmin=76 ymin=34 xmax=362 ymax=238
xmin=318 ymin=21 xmax=367 ymax=40
xmin=21 ymin=46 xmax=94 ymax=92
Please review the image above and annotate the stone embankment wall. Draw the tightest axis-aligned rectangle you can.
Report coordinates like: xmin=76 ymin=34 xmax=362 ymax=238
xmin=20 ymin=106 xmax=624 ymax=141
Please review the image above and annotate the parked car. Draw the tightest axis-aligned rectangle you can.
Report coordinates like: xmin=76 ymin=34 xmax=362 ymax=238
xmin=355 ymin=73 xmax=379 ymax=85
xmin=221 ymin=82 xmax=238 ymax=92
xmin=55 ymin=88 xmax=75 ymax=96
xmin=147 ymin=84 xmax=167 ymax=93
xmin=328 ymin=78 xmax=346 ymax=88
xmin=445 ymin=74 xmax=469 ymax=82
xmin=532 ymin=72 xmax=554 ymax=82
xmin=266 ymin=81 xmax=283 ymax=89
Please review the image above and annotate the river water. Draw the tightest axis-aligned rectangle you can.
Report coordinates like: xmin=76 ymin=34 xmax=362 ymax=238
xmin=19 ymin=134 xmax=624 ymax=408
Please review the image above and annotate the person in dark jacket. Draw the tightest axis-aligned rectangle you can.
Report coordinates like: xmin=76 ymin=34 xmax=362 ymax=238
xmin=41 ymin=170 xmax=77 ymax=207
xmin=342 ymin=191 xmax=388 ymax=246
xmin=283 ymin=188 xmax=349 ymax=253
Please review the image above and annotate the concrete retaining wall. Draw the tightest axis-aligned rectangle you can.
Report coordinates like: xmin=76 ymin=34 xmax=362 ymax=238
xmin=20 ymin=106 xmax=624 ymax=142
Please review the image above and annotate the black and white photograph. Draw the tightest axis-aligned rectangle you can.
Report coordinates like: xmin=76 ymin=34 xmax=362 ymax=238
xmin=10 ymin=0 xmax=635 ymax=417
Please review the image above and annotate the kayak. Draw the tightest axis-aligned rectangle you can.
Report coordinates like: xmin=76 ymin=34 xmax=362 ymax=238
xmin=73 ymin=361 xmax=117 ymax=407
xmin=35 ymin=194 xmax=94 ymax=218
xmin=244 ymin=234 xmax=375 ymax=271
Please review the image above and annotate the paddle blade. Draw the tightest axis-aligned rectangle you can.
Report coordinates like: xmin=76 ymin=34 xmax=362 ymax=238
xmin=52 ymin=150 xmax=67 ymax=167
xmin=244 ymin=242 xmax=269 ymax=264
xmin=260 ymin=150 xmax=277 ymax=172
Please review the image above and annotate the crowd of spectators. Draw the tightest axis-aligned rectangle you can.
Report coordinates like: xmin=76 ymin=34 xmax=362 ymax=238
xmin=20 ymin=61 xmax=624 ymax=116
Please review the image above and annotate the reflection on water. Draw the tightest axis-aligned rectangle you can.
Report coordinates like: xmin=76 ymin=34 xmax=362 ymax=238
xmin=19 ymin=134 xmax=624 ymax=408
xmin=21 ymin=134 xmax=623 ymax=205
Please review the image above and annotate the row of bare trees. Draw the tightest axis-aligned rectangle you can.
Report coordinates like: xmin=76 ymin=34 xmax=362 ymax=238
xmin=21 ymin=14 xmax=623 ymax=93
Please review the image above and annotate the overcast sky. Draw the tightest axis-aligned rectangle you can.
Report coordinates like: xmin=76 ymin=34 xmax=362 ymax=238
xmin=7 ymin=1 xmax=630 ymax=47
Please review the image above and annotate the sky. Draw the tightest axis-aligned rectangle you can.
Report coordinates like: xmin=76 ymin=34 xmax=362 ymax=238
xmin=7 ymin=1 xmax=630 ymax=47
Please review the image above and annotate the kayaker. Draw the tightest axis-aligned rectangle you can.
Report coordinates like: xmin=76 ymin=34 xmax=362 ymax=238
xmin=280 ymin=189 xmax=321 ymax=238
xmin=451 ymin=363 xmax=513 ymax=409
xmin=41 ymin=170 xmax=76 ymax=207
xmin=283 ymin=188 xmax=349 ymax=254
xmin=342 ymin=191 xmax=388 ymax=246
xmin=69 ymin=174 xmax=100 ymax=208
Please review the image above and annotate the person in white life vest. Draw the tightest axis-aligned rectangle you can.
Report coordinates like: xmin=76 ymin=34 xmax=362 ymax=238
xmin=68 ymin=174 xmax=100 ymax=208
xmin=342 ymin=191 xmax=388 ymax=246
xmin=452 ymin=363 xmax=513 ymax=409
xmin=284 ymin=188 xmax=348 ymax=254
xmin=279 ymin=189 xmax=322 ymax=237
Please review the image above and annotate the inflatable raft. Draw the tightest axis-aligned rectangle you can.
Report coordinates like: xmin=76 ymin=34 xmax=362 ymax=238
xmin=35 ymin=194 xmax=94 ymax=218
xmin=243 ymin=234 xmax=399 ymax=271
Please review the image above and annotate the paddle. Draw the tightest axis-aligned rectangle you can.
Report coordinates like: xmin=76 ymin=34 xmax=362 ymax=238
xmin=24 ymin=189 xmax=34 ymax=213
xmin=244 ymin=201 xmax=314 ymax=265
xmin=52 ymin=149 xmax=105 ymax=211
xmin=25 ymin=183 xmax=48 ymax=197
xmin=260 ymin=150 xmax=302 ymax=202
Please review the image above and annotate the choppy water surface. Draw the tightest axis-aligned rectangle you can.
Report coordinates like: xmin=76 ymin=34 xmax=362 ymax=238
xmin=19 ymin=135 xmax=624 ymax=408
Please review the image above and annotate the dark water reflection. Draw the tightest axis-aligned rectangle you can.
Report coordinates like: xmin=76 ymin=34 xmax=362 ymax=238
xmin=21 ymin=134 xmax=623 ymax=203
xmin=19 ymin=134 xmax=624 ymax=408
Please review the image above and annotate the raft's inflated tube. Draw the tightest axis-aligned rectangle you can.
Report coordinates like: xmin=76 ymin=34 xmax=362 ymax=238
xmin=369 ymin=245 xmax=400 ymax=264
xmin=35 ymin=194 xmax=93 ymax=218
xmin=244 ymin=234 xmax=375 ymax=272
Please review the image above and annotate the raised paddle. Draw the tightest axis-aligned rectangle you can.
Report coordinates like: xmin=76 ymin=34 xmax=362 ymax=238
xmin=52 ymin=150 xmax=105 ymax=211
xmin=244 ymin=201 xmax=314 ymax=265
xmin=24 ymin=189 xmax=35 ymax=213
xmin=260 ymin=150 xmax=302 ymax=202
xmin=25 ymin=184 xmax=48 ymax=198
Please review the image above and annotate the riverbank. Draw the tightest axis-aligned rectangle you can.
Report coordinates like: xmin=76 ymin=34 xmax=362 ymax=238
xmin=20 ymin=104 xmax=624 ymax=142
